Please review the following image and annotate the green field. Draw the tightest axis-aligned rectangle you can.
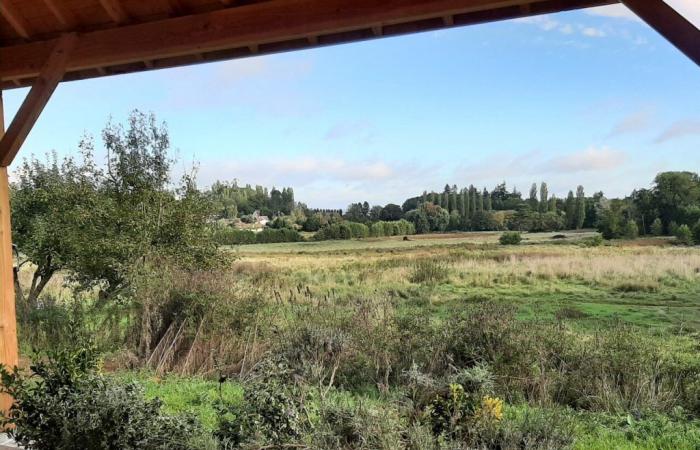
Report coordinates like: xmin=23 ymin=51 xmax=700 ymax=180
xmin=20 ymin=231 xmax=700 ymax=448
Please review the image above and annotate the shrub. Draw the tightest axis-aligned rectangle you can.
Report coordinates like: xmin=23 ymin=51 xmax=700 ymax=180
xmin=212 ymin=227 xmax=256 ymax=245
xmin=499 ymin=231 xmax=522 ymax=245
xmin=215 ymin=362 xmax=304 ymax=447
xmin=256 ymin=227 xmax=303 ymax=244
xmin=312 ymin=400 xmax=404 ymax=449
xmin=675 ymin=224 xmax=694 ymax=246
xmin=623 ymin=219 xmax=639 ymax=239
xmin=650 ymin=218 xmax=663 ymax=236
xmin=314 ymin=222 xmax=370 ymax=241
xmin=579 ymin=234 xmax=603 ymax=247
xmin=409 ymin=259 xmax=449 ymax=284
xmin=693 ymin=220 xmax=700 ymax=245
xmin=0 ymin=346 xmax=204 ymax=450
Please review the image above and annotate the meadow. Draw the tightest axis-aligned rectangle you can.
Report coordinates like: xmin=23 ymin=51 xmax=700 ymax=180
xmin=17 ymin=231 xmax=700 ymax=449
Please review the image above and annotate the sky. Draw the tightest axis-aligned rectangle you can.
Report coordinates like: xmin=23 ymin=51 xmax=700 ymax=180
xmin=4 ymin=1 xmax=700 ymax=209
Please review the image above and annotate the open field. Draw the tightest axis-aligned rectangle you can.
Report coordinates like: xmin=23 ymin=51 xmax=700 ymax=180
xmin=18 ymin=231 xmax=700 ymax=448
xmin=227 ymin=231 xmax=698 ymax=330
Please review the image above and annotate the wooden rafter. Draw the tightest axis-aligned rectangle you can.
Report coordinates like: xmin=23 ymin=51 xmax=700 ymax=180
xmin=622 ymin=0 xmax=700 ymax=67
xmin=0 ymin=33 xmax=77 ymax=167
xmin=0 ymin=0 xmax=616 ymax=84
xmin=0 ymin=1 xmax=31 ymax=39
xmin=98 ymin=0 xmax=130 ymax=24
xmin=42 ymin=0 xmax=77 ymax=30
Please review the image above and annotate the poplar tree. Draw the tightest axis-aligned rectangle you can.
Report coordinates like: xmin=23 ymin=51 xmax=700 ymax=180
xmin=463 ymin=188 xmax=470 ymax=218
xmin=565 ymin=190 xmax=576 ymax=228
xmin=575 ymin=185 xmax=586 ymax=229
xmin=529 ymin=183 xmax=538 ymax=210
xmin=549 ymin=195 xmax=557 ymax=212
xmin=539 ymin=182 xmax=549 ymax=213
xmin=457 ymin=190 xmax=465 ymax=217
xmin=483 ymin=188 xmax=492 ymax=211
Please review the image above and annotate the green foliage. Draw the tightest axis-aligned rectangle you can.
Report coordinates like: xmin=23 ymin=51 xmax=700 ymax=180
xmin=314 ymin=221 xmax=371 ymax=241
xmin=675 ymin=224 xmax=694 ymax=246
xmin=650 ymin=218 xmax=664 ymax=236
xmin=410 ymin=259 xmax=449 ymax=284
xmin=0 ymin=342 xmax=204 ymax=450
xmin=499 ymin=231 xmax=522 ymax=245
xmin=11 ymin=111 xmax=216 ymax=304
xmin=623 ymin=219 xmax=639 ymax=240
xmin=215 ymin=363 xmax=304 ymax=447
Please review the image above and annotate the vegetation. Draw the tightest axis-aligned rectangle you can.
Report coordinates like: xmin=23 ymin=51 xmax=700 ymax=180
xmin=6 ymin=111 xmax=700 ymax=448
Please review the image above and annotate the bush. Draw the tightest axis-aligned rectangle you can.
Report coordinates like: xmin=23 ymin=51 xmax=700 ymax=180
xmin=675 ymin=224 xmax=694 ymax=246
xmin=314 ymin=222 xmax=370 ymax=241
xmin=409 ymin=259 xmax=449 ymax=284
xmin=0 ymin=346 xmax=204 ymax=450
xmin=579 ymin=234 xmax=604 ymax=247
xmin=212 ymin=227 xmax=256 ymax=245
xmin=256 ymin=227 xmax=303 ymax=244
xmin=499 ymin=231 xmax=522 ymax=245
xmin=215 ymin=362 xmax=304 ymax=447
xmin=650 ymin=218 xmax=663 ymax=236
xmin=693 ymin=221 xmax=700 ymax=245
xmin=623 ymin=219 xmax=639 ymax=239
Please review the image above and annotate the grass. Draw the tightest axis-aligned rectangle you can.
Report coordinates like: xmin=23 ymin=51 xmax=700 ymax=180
xmin=18 ymin=231 xmax=700 ymax=448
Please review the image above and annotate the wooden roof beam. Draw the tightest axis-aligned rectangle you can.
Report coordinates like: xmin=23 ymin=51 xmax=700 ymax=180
xmin=0 ymin=33 xmax=77 ymax=167
xmin=98 ymin=0 xmax=130 ymax=25
xmin=0 ymin=2 xmax=31 ymax=39
xmin=622 ymin=0 xmax=700 ymax=67
xmin=0 ymin=0 xmax=618 ymax=82
xmin=42 ymin=0 xmax=78 ymax=30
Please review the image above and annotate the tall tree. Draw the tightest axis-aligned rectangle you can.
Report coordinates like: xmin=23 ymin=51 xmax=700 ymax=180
xmin=565 ymin=190 xmax=576 ymax=229
xmin=483 ymin=188 xmax=492 ymax=211
xmin=462 ymin=188 xmax=470 ymax=218
xmin=549 ymin=195 xmax=557 ymax=213
xmin=539 ymin=182 xmax=549 ymax=213
xmin=574 ymin=185 xmax=586 ymax=229
xmin=529 ymin=183 xmax=538 ymax=211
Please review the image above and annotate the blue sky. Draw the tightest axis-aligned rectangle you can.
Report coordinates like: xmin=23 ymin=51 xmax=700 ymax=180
xmin=4 ymin=2 xmax=700 ymax=209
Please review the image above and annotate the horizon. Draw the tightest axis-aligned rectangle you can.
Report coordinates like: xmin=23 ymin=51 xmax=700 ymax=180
xmin=4 ymin=2 xmax=700 ymax=210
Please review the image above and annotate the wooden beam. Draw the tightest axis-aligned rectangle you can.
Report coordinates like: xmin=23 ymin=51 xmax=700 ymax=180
xmin=42 ymin=0 xmax=77 ymax=30
xmin=98 ymin=0 xmax=130 ymax=24
xmin=0 ymin=1 xmax=31 ymax=39
xmin=0 ymin=34 xmax=77 ymax=167
xmin=0 ymin=0 xmax=617 ymax=82
xmin=622 ymin=0 xmax=700 ymax=66
xmin=0 ymin=91 xmax=19 ymax=417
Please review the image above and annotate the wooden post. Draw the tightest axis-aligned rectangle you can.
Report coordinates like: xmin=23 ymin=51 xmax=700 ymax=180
xmin=0 ymin=91 xmax=19 ymax=416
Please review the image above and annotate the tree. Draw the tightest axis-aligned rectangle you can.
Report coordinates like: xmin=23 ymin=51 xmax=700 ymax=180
xmin=565 ymin=191 xmax=576 ymax=229
xmin=623 ymin=219 xmax=639 ymax=240
xmin=650 ymin=218 xmax=663 ymax=236
xmin=529 ymin=183 xmax=538 ymax=211
xmin=483 ymin=188 xmax=492 ymax=211
xmin=675 ymin=224 xmax=694 ymax=246
xmin=539 ymin=182 xmax=549 ymax=213
xmin=369 ymin=205 xmax=383 ymax=221
xmin=380 ymin=204 xmax=403 ymax=221
xmin=462 ymin=189 xmax=469 ymax=219
xmin=574 ymin=185 xmax=586 ymax=229
xmin=344 ymin=203 xmax=367 ymax=222
xmin=548 ymin=195 xmax=557 ymax=213
xmin=12 ymin=111 xmax=216 ymax=304
xmin=653 ymin=172 xmax=700 ymax=227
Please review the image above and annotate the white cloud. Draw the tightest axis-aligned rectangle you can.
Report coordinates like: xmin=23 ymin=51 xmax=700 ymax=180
xmin=516 ymin=15 xmax=608 ymax=39
xmin=655 ymin=119 xmax=700 ymax=144
xmin=581 ymin=27 xmax=606 ymax=38
xmin=544 ymin=147 xmax=627 ymax=173
xmin=607 ymin=109 xmax=654 ymax=137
